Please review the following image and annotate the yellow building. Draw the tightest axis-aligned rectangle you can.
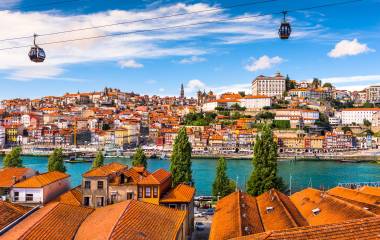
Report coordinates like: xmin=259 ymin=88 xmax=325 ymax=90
xmin=137 ymin=169 xmax=171 ymax=205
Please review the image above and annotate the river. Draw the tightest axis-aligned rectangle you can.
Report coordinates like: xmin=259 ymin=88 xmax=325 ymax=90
xmin=1 ymin=156 xmax=380 ymax=195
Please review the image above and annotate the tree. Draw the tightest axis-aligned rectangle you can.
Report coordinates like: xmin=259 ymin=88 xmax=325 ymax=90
xmin=311 ymin=78 xmax=321 ymax=89
xmin=247 ymin=124 xmax=285 ymax=196
xmin=3 ymin=147 xmax=23 ymax=168
xmin=363 ymin=119 xmax=372 ymax=127
xmin=212 ymin=157 xmax=235 ymax=198
xmin=92 ymin=151 xmax=104 ymax=169
xmin=342 ymin=126 xmax=352 ymax=134
xmin=48 ymin=148 xmax=66 ymax=173
xmin=170 ymin=127 xmax=192 ymax=187
xmin=322 ymin=82 xmax=333 ymax=88
xmin=285 ymin=75 xmax=295 ymax=91
xmin=132 ymin=147 xmax=147 ymax=168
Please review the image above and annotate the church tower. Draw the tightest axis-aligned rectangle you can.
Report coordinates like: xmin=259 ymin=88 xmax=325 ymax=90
xmin=180 ymin=84 xmax=185 ymax=99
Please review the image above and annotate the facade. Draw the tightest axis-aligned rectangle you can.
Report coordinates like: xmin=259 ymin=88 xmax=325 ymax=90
xmin=252 ymin=73 xmax=286 ymax=98
xmin=0 ymin=125 xmax=5 ymax=148
xmin=275 ymin=109 xmax=319 ymax=126
xmin=10 ymin=171 xmax=70 ymax=205
xmin=239 ymin=95 xmax=271 ymax=109
xmin=0 ymin=168 xmax=37 ymax=199
xmin=341 ymin=108 xmax=380 ymax=125
xmin=366 ymin=85 xmax=380 ymax=103
xmin=81 ymin=162 xmax=128 ymax=208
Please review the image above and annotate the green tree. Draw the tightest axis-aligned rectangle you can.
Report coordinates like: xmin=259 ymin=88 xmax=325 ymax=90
xmin=132 ymin=147 xmax=147 ymax=168
xmin=48 ymin=148 xmax=66 ymax=173
xmin=212 ymin=157 xmax=235 ymax=198
xmin=247 ymin=124 xmax=284 ymax=196
xmin=342 ymin=126 xmax=352 ymax=134
xmin=322 ymin=82 xmax=333 ymax=88
xmin=92 ymin=151 xmax=104 ymax=169
xmin=285 ymin=74 xmax=295 ymax=91
xmin=170 ymin=127 xmax=192 ymax=186
xmin=3 ymin=147 xmax=23 ymax=168
xmin=312 ymin=78 xmax=322 ymax=89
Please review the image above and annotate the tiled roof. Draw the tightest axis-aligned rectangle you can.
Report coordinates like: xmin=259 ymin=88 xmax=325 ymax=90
xmin=52 ymin=186 xmax=82 ymax=206
xmin=75 ymin=200 xmax=186 ymax=240
xmin=0 ymin=168 xmax=35 ymax=188
xmin=209 ymin=191 xmax=264 ymax=240
xmin=256 ymin=189 xmax=308 ymax=231
xmin=160 ymin=183 xmax=195 ymax=203
xmin=236 ymin=216 xmax=380 ymax=240
xmin=290 ymin=188 xmax=375 ymax=226
xmin=82 ymin=162 xmax=127 ymax=177
xmin=138 ymin=168 xmax=171 ymax=185
xmin=0 ymin=201 xmax=31 ymax=231
xmin=1 ymin=203 xmax=93 ymax=240
xmin=360 ymin=186 xmax=380 ymax=197
xmin=13 ymin=171 xmax=69 ymax=188
xmin=328 ymin=186 xmax=380 ymax=205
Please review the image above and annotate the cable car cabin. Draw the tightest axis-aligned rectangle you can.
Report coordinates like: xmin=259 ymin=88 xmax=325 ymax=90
xmin=278 ymin=21 xmax=291 ymax=40
xmin=29 ymin=46 xmax=46 ymax=63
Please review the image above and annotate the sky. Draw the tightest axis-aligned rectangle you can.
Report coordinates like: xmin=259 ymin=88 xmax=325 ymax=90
xmin=0 ymin=0 xmax=379 ymax=99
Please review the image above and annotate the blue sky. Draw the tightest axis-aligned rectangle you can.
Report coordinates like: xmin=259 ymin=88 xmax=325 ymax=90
xmin=0 ymin=0 xmax=379 ymax=99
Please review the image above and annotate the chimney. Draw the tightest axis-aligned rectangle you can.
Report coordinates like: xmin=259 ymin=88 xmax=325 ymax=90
xmin=12 ymin=176 xmax=17 ymax=185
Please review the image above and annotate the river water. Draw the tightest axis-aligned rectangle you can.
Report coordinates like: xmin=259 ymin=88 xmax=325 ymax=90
xmin=1 ymin=156 xmax=380 ymax=195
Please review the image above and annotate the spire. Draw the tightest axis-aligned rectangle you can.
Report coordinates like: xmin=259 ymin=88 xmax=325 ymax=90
xmin=180 ymin=83 xmax=185 ymax=99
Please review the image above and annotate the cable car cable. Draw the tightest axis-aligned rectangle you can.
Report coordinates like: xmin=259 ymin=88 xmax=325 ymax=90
xmin=0 ymin=0 xmax=364 ymax=52
xmin=0 ymin=0 xmax=278 ymax=42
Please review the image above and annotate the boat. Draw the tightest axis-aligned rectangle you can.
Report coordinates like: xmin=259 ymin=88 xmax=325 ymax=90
xmin=64 ymin=154 xmax=93 ymax=163
xmin=160 ymin=153 xmax=167 ymax=160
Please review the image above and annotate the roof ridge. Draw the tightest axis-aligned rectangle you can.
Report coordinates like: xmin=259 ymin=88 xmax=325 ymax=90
xmin=273 ymin=190 xmax=299 ymax=228
xmin=237 ymin=191 xmax=243 ymax=237
xmin=107 ymin=201 xmax=133 ymax=240
xmin=325 ymin=192 xmax=377 ymax=216
xmin=3 ymin=201 xmax=29 ymax=215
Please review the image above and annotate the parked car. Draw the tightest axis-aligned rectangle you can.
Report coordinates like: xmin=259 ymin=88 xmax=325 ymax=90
xmin=194 ymin=212 xmax=204 ymax=217
xmin=195 ymin=222 xmax=205 ymax=231
xmin=205 ymin=208 xmax=215 ymax=215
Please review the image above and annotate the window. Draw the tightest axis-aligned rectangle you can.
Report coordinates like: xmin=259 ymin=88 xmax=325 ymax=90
xmin=26 ymin=194 xmax=33 ymax=202
xmin=127 ymin=192 xmax=133 ymax=200
xmin=84 ymin=197 xmax=90 ymax=206
xmin=111 ymin=193 xmax=117 ymax=204
xmin=96 ymin=197 xmax=104 ymax=207
xmin=84 ymin=181 xmax=91 ymax=189
xmin=169 ymin=204 xmax=177 ymax=209
xmin=14 ymin=192 xmax=19 ymax=201
xmin=153 ymin=186 xmax=158 ymax=198
xmin=145 ymin=187 xmax=151 ymax=198
xmin=138 ymin=187 xmax=143 ymax=198
xmin=97 ymin=181 xmax=104 ymax=189
xmin=120 ymin=174 xmax=125 ymax=184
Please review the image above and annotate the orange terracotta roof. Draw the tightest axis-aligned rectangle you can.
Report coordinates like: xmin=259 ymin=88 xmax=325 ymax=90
xmin=82 ymin=162 xmax=127 ymax=177
xmin=1 ymin=203 xmax=93 ymax=240
xmin=0 ymin=168 xmax=35 ymax=188
xmin=237 ymin=216 xmax=380 ymax=240
xmin=52 ymin=186 xmax=82 ymax=206
xmin=138 ymin=168 xmax=171 ymax=185
xmin=342 ymin=108 xmax=380 ymax=111
xmin=360 ymin=186 xmax=380 ymax=197
xmin=75 ymin=200 xmax=186 ymax=240
xmin=290 ymin=188 xmax=375 ymax=226
xmin=209 ymin=191 xmax=265 ymax=240
xmin=0 ymin=201 xmax=31 ymax=231
xmin=328 ymin=186 xmax=380 ymax=206
xmin=256 ymin=189 xmax=308 ymax=231
xmin=160 ymin=183 xmax=195 ymax=203
xmin=13 ymin=171 xmax=69 ymax=188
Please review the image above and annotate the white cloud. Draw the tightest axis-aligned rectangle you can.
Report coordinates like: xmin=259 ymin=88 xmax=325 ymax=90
xmin=328 ymin=39 xmax=374 ymax=58
xmin=320 ymin=75 xmax=380 ymax=84
xmin=158 ymin=87 xmax=165 ymax=92
xmin=184 ymin=79 xmax=251 ymax=96
xmin=179 ymin=56 xmax=206 ymax=64
xmin=118 ymin=59 xmax=144 ymax=68
xmin=0 ymin=3 xmax=319 ymax=81
xmin=245 ymin=55 xmax=283 ymax=72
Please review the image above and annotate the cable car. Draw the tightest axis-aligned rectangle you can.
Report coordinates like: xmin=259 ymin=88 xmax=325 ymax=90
xmin=29 ymin=34 xmax=46 ymax=63
xmin=278 ymin=11 xmax=291 ymax=40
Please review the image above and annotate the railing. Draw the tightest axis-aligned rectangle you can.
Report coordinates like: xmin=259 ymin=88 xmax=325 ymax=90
xmin=337 ymin=181 xmax=380 ymax=189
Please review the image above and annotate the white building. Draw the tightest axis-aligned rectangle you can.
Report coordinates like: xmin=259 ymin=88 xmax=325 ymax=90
xmin=252 ymin=72 xmax=286 ymax=98
xmin=366 ymin=85 xmax=380 ymax=103
xmin=11 ymin=171 xmax=70 ymax=205
xmin=21 ymin=114 xmax=31 ymax=128
xmin=239 ymin=95 xmax=271 ymax=110
xmin=275 ymin=109 xmax=320 ymax=125
xmin=201 ymin=99 xmax=240 ymax=112
xmin=0 ymin=126 xmax=5 ymax=148
xmin=341 ymin=108 xmax=380 ymax=125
